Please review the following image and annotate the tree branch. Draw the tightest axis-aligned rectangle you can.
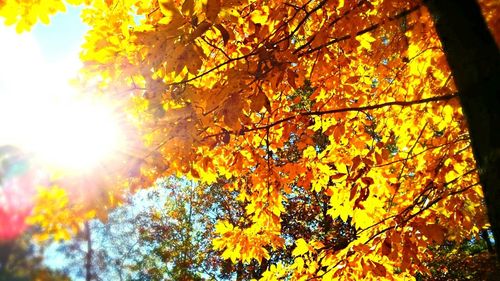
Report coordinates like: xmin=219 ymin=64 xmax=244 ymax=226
xmin=250 ymin=93 xmax=458 ymax=132
xmin=297 ymin=4 xmax=423 ymax=56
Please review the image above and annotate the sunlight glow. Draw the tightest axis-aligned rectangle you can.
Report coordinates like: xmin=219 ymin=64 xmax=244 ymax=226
xmin=32 ymin=99 xmax=121 ymax=170
xmin=1 ymin=93 xmax=124 ymax=171
xmin=0 ymin=25 xmax=123 ymax=172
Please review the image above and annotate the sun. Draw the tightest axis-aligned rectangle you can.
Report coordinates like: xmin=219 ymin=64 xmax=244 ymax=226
xmin=1 ymin=92 xmax=124 ymax=172
xmin=0 ymin=25 xmax=126 ymax=172
xmin=30 ymin=97 xmax=123 ymax=170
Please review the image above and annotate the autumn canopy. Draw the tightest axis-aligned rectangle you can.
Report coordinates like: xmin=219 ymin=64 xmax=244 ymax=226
xmin=0 ymin=0 xmax=499 ymax=280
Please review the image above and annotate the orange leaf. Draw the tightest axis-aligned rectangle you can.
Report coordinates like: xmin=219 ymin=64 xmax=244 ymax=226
xmin=381 ymin=239 xmax=391 ymax=256
xmin=345 ymin=76 xmax=361 ymax=84
xmin=287 ymin=69 xmax=298 ymax=89
xmin=182 ymin=0 xmax=194 ymax=15
xmin=206 ymin=0 xmax=221 ymax=22
xmin=370 ymin=261 xmax=387 ymax=277
xmin=250 ymin=90 xmax=271 ymax=112
xmin=215 ymin=23 xmax=230 ymax=45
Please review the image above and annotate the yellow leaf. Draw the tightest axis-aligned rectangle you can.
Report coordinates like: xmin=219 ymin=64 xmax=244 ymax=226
xmin=303 ymin=146 xmax=316 ymax=159
xmin=357 ymin=33 xmax=375 ymax=50
xmin=337 ymin=0 xmax=345 ymax=10
xmin=222 ymin=248 xmax=233 ymax=260
xmin=293 ymin=257 xmax=305 ymax=271
xmin=322 ymin=269 xmax=334 ymax=281
xmin=250 ymin=6 xmax=268 ymax=25
xmin=292 ymin=238 xmax=310 ymax=257
xmin=214 ymin=220 xmax=234 ymax=234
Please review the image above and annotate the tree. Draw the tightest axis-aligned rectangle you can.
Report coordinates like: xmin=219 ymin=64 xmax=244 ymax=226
xmin=424 ymin=0 xmax=500 ymax=256
xmin=36 ymin=188 xmax=154 ymax=281
xmin=419 ymin=233 xmax=500 ymax=280
xmin=1 ymin=0 xmax=499 ymax=279
xmin=0 ymin=232 xmax=70 ymax=281
xmin=41 ymin=178 xmax=239 ymax=280
xmin=125 ymin=179 xmax=220 ymax=281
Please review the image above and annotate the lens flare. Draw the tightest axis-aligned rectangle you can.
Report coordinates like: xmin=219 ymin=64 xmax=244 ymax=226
xmin=0 ymin=147 xmax=42 ymax=241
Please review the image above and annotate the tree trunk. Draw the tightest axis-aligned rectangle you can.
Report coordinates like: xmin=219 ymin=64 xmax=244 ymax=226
xmin=0 ymin=243 xmax=13 ymax=271
xmin=85 ymin=221 xmax=93 ymax=281
xmin=425 ymin=0 xmax=500 ymax=256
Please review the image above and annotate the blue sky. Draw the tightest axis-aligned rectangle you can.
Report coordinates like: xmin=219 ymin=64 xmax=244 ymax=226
xmin=32 ymin=6 xmax=88 ymax=62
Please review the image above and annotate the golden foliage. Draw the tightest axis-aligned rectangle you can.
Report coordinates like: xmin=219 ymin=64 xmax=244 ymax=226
xmin=2 ymin=0 xmax=497 ymax=279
